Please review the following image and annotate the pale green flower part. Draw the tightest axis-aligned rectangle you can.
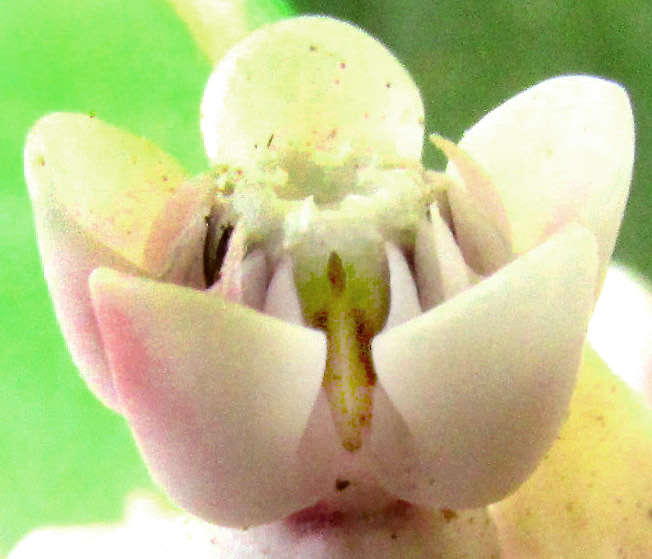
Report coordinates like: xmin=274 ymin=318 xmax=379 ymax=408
xmin=167 ymin=0 xmax=292 ymax=63
xmin=168 ymin=0 xmax=250 ymax=62
xmin=20 ymin=10 xmax=649 ymax=559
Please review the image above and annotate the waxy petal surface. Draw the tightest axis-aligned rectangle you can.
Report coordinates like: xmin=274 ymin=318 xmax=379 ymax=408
xmin=371 ymin=227 xmax=598 ymax=508
xmin=90 ymin=268 xmax=329 ymax=527
xmin=264 ymin=256 xmax=305 ymax=325
xmin=491 ymin=347 xmax=652 ymax=559
xmin=383 ymin=242 xmax=421 ymax=330
xmin=414 ymin=206 xmax=471 ymax=310
xmin=24 ymin=113 xmax=187 ymax=409
xmin=433 ymin=135 xmax=513 ymax=275
xmin=25 ymin=113 xmax=188 ymax=273
xmin=201 ymin=17 xmax=424 ymax=169
xmin=240 ymin=249 xmax=269 ymax=311
xmin=456 ymin=76 xmax=634 ymax=282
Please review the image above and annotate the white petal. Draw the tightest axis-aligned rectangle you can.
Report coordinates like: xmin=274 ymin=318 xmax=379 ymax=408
xmin=383 ymin=242 xmax=421 ymax=330
xmin=371 ymin=226 xmax=598 ymax=508
xmin=201 ymin=16 xmax=424 ymax=169
xmin=263 ymin=256 xmax=306 ymax=325
xmin=457 ymin=76 xmax=634 ymax=283
xmin=89 ymin=268 xmax=330 ymax=526
xmin=433 ymin=135 xmax=511 ymax=238
xmin=25 ymin=113 xmax=188 ymax=274
xmin=24 ymin=113 xmax=189 ymax=409
xmin=240 ymin=249 xmax=269 ymax=310
xmin=414 ymin=205 xmax=471 ymax=310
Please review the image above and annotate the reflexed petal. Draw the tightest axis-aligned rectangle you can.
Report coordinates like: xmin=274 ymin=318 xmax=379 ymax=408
xmin=491 ymin=347 xmax=652 ymax=559
xmin=383 ymin=242 xmax=421 ymax=330
xmin=167 ymin=0 xmax=250 ymax=63
xmin=241 ymin=249 xmax=269 ymax=310
xmin=414 ymin=205 xmax=471 ymax=310
xmin=89 ymin=268 xmax=329 ymax=526
xmin=457 ymin=76 xmax=634 ymax=282
xmin=201 ymin=16 xmax=424 ymax=168
xmin=371 ymin=227 xmax=598 ymax=508
xmin=24 ymin=113 xmax=188 ymax=409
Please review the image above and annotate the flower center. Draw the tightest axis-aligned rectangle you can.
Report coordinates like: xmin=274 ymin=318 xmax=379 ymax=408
xmin=202 ymin=157 xmax=454 ymax=451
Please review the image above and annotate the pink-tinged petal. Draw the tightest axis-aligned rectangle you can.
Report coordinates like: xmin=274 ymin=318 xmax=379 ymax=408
xmin=491 ymin=347 xmax=652 ymax=559
xmin=588 ymin=263 xmax=652 ymax=404
xmin=240 ymin=249 xmax=269 ymax=310
xmin=201 ymin=16 xmax=424 ymax=169
xmin=145 ymin=178 xmax=213 ymax=289
xmin=23 ymin=203 xmax=140 ymax=410
xmin=371 ymin=226 xmax=598 ymax=509
xmin=89 ymin=268 xmax=330 ymax=527
xmin=457 ymin=76 xmax=634 ymax=282
xmin=383 ymin=242 xmax=421 ymax=330
xmin=24 ymin=113 xmax=187 ymax=409
xmin=432 ymin=135 xmax=513 ymax=275
xmin=25 ymin=113 xmax=188 ymax=273
xmin=167 ymin=0 xmax=251 ymax=63
xmin=414 ymin=205 xmax=471 ymax=311
xmin=263 ymin=256 xmax=306 ymax=325
xmin=433 ymin=136 xmax=511 ymax=241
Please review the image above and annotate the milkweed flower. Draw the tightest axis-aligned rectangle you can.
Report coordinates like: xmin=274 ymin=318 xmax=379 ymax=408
xmin=14 ymin=10 xmax=652 ymax=559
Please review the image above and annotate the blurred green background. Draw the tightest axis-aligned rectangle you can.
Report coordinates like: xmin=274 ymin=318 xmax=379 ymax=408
xmin=1 ymin=0 xmax=650 ymax=554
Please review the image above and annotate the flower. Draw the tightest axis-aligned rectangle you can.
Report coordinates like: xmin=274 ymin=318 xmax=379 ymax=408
xmin=18 ymin=10 xmax=652 ymax=559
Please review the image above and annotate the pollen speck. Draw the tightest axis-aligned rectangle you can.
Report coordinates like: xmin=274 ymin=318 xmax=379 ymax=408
xmin=335 ymin=478 xmax=350 ymax=491
xmin=327 ymin=252 xmax=346 ymax=295
xmin=440 ymin=509 xmax=458 ymax=522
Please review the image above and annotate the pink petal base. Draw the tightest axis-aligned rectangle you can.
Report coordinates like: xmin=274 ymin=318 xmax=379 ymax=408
xmin=89 ymin=268 xmax=331 ymax=527
xmin=9 ymin=494 xmax=502 ymax=559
